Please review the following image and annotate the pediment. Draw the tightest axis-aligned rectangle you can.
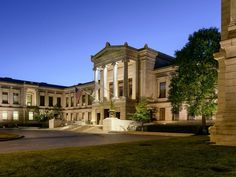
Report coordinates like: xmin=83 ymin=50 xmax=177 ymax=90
xmin=92 ymin=47 xmax=127 ymax=64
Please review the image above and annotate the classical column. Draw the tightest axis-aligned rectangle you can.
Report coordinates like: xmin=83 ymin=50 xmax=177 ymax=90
xmin=123 ymin=59 xmax=129 ymax=98
xmin=94 ymin=67 xmax=99 ymax=102
xmin=112 ymin=62 xmax=118 ymax=99
xmin=100 ymin=67 xmax=104 ymax=102
xmin=103 ymin=65 xmax=108 ymax=99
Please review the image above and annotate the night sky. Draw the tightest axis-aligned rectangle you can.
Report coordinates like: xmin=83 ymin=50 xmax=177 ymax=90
xmin=0 ymin=0 xmax=220 ymax=86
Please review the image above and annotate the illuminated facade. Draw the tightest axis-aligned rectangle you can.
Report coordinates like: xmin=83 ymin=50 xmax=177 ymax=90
xmin=0 ymin=43 xmax=190 ymax=125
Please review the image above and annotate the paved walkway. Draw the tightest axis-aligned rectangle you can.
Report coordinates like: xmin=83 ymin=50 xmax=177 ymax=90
xmin=0 ymin=129 xmax=180 ymax=153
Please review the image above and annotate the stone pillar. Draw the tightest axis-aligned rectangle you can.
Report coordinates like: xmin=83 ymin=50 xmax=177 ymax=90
xmin=0 ymin=86 xmax=2 ymax=106
xmin=94 ymin=67 xmax=99 ymax=102
xmin=230 ymin=0 xmax=236 ymax=26
xmin=123 ymin=59 xmax=129 ymax=98
xmin=210 ymin=0 xmax=236 ymax=146
xmin=112 ymin=62 xmax=118 ymax=99
xmin=100 ymin=67 xmax=104 ymax=102
xmin=103 ymin=65 xmax=108 ymax=99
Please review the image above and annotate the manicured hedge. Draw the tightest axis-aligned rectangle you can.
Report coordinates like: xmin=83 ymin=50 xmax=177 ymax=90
xmin=142 ymin=124 xmax=213 ymax=135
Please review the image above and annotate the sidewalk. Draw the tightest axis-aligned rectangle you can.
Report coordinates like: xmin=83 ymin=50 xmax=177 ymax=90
xmin=119 ymin=131 xmax=194 ymax=137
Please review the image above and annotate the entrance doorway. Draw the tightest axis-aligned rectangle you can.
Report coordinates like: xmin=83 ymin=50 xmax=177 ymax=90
xmin=97 ymin=113 xmax=101 ymax=125
xmin=104 ymin=109 xmax=109 ymax=118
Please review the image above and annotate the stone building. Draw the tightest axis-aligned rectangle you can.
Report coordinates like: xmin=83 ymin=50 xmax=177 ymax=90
xmin=210 ymin=0 xmax=236 ymax=145
xmin=0 ymin=43 xmax=189 ymax=126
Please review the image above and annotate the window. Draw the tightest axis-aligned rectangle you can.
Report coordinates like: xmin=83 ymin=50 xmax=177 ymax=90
xmin=159 ymin=82 xmax=166 ymax=98
xmin=40 ymin=96 xmax=45 ymax=106
xmin=159 ymin=108 xmax=165 ymax=121
xmin=128 ymin=78 xmax=132 ymax=99
xmin=13 ymin=93 xmax=19 ymax=104
xmin=27 ymin=94 xmax=32 ymax=106
xmin=71 ymin=96 xmax=74 ymax=107
xmin=28 ymin=112 xmax=33 ymax=120
xmin=88 ymin=95 xmax=92 ymax=105
xmin=49 ymin=96 xmax=53 ymax=107
xmin=2 ymin=92 xmax=8 ymax=104
xmin=82 ymin=95 xmax=86 ymax=105
xmin=2 ymin=111 xmax=7 ymax=120
xmin=13 ymin=111 xmax=19 ymax=120
xmin=109 ymin=82 xmax=113 ymax=99
xmin=118 ymin=81 xmax=123 ymax=97
xmin=66 ymin=97 xmax=69 ymax=107
xmin=57 ymin=97 xmax=61 ymax=107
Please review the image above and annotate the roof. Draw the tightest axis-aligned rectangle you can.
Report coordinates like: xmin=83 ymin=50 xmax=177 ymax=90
xmin=154 ymin=52 xmax=175 ymax=69
xmin=0 ymin=77 xmax=68 ymax=89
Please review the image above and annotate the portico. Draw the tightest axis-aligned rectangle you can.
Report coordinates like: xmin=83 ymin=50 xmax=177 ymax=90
xmin=91 ymin=42 xmax=139 ymax=124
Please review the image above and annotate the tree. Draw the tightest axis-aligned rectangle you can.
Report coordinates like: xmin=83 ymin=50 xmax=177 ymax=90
xmin=132 ymin=98 xmax=151 ymax=131
xmin=168 ymin=28 xmax=220 ymax=133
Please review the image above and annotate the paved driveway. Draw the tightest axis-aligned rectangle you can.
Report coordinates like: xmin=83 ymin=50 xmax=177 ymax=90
xmin=0 ymin=129 xmax=172 ymax=153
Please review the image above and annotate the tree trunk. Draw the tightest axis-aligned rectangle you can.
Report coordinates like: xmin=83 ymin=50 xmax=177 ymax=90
xmin=202 ymin=115 xmax=207 ymax=134
xmin=141 ymin=122 xmax=144 ymax=132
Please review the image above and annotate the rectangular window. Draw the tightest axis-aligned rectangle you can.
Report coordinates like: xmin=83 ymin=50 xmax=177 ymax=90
xmin=2 ymin=111 xmax=8 ymax=120
xmin=82 ymin=95 xmax=86 ymax=105
xmin=27 ymin=94 xmax=32 ymax=106
xmin=118 ymin=81 xmax=123 ymax=97
xmin=128 ymin=78 xmax=132 ymax=99
xmin=49 ymin=96 xmax=53 ymax=107
xmin=13 ymin=93 xmax=19 ymax=104
xmin=13 ymin=111 xmax=19 ymax=120
xmin=159 ymin=82 xmax=166 ymax=98
xmin=40 ymin=96 xmax=45 ymax=106
xmin=2 ymin=92 xmax=8 ymax=104
xmin=71 ymin=96 xmax=74 ymax=107
xmin=66 ymin=97 xmax=69 ymax=107
xmin=28 ymin=112 xmax=33 ymax=120
xmin=88 ymin=95 xmax=92 ymax=105
xmin=57 ymin=97 xmax=61 ymax=107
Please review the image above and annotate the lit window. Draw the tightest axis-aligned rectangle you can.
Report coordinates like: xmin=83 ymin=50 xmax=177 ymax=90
xmin=2 ymin=111 xmax=7 ymax=120
xmin=159 ymin=82 xmax=166 ymax=98
xmin=13 ymin=93 xmax=19 ymax=104
xmin=2 ymin=92 xmax=8 ymax=104
xmin=13 ymin=111 xmax=19 ymax=120
xmin=29 ymin=112 xmax=33 ymax=120
xmin=27 ymin=94 xmax=32 ymax=106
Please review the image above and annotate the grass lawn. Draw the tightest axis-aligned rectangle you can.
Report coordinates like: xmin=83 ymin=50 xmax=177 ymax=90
xmin=0 ymin=136 xmax=236 ymax=177
xmin=0 ymin=132 xmax=20 ymax=140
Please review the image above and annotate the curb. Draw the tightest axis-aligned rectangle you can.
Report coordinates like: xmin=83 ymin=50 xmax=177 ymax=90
xmin=0 ymin=135 xmax=24 ymax=142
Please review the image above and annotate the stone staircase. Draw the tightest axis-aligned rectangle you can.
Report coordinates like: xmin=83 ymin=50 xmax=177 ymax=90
xmin=61 ymin=124 xmax=107 ymax=134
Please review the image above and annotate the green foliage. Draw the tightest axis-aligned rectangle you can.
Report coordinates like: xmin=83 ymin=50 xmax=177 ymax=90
xmin=34 ymin=105 xmax=63 ymax=122
xmin=132 ymin=98 xmax=151 ymax=126
xmin=169 ymin=28 xmax=220 ymax=119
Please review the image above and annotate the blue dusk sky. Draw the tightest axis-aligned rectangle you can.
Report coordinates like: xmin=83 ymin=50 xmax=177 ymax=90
xmin=0 ymin=0 xmax=220 ymax=86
